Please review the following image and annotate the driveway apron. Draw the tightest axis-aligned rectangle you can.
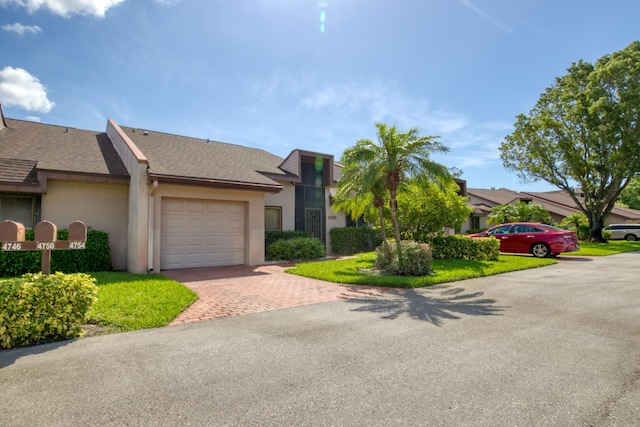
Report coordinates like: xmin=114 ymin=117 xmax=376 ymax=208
xmin=162 ymin=262 xmax=396 ymax=324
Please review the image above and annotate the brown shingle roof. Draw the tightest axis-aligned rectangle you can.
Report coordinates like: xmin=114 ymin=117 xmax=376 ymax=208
xmin=119 ymin=125 xmax=288 ymax=187
xmin=0 ymin=119 xmax=128 ymax=178
xmin=0 ymin=158 xmax=38 ymax=184
xmin=467 ymin=188 xmax=527 ymax=205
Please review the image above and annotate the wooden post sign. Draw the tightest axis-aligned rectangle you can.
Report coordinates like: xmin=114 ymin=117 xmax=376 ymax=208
xmin=0 ymin=220 xmax=87 ymax=275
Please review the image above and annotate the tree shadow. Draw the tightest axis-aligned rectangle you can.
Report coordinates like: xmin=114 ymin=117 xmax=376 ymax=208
xmin=343 ymin=285 xmax=505 ymax=326
xmin=0 ymin=339 xmax=71 ymax=369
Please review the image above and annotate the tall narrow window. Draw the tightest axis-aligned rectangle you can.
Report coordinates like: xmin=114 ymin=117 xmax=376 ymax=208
xmin=265 ymin=206 xmax=282 ymax=231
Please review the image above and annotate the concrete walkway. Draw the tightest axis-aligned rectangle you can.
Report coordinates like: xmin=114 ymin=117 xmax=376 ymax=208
xmin=162 ymin=262 xmax=397 ymax=324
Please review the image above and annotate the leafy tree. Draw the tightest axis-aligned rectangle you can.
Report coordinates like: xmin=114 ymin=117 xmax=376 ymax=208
xmin=396 ymin=179 xmax=473 ymax=241
xmin=618 ymin=175 xmax=640 ymax=210
xmin=487 ymin=204 xmax=516 ymax=225
xmin=487 ymin=202 xmax=551 ymax=225
xmin=500 ymin=41 xmax=640 ymax=242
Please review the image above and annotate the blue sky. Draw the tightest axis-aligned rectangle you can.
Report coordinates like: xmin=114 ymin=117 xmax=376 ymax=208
xmin=1 ymin=0 xmax=639 ymax=192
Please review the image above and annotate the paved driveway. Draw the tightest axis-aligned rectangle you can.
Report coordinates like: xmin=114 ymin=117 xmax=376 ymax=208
xmin=162 ymin=261 xmax=397 ymax=324
xmin=1 ymin=252 xmax=639 ymax=426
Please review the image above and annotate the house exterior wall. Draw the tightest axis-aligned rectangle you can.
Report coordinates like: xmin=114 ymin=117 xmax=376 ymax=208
xmin=106 ymin=119 xmax=150 ymax=273
xmin=149 ymin=183 xmax=266 ymax=272
xmin=265 ymin=181 xmax=295 ymax=231
xmin=41 ymin=180 xmax=129 ymax=270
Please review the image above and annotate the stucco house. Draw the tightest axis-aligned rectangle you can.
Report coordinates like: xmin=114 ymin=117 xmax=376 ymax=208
xmin=0 ymin=109 xmax=345 ymax=273
xmin=464 ymin=187 xmax=640 ymax=232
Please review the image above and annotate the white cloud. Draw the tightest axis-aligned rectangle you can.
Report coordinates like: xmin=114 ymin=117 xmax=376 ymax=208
xmin=0 ymin=0 xmax=124 ymax=17
xmin=0 ymin=66 xmax=55 ymax=113
xmin=1 ymin=22 xmax=42 ymax=35
xmin=458 ymin=0 xmax=514 ymax=34
xmin=25 ymin=115 xmax=42 ymax=121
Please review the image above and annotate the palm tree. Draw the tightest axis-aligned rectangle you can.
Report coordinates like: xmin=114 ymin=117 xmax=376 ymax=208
xmin=488 ymin=201 xmax=551 ymax=225
xmin=340 ymin=122 xmax=450 ymax=256
xmin=334 ymin=154 xmax=390 ymax=254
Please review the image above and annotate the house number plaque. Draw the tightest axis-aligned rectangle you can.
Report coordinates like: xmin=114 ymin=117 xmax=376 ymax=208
xmin=0 ymin=220 xmax=87 ymax=275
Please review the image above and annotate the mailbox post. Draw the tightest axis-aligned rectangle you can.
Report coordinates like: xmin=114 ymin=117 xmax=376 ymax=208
xmin=0 ymin=220 xmax=88 ymax=275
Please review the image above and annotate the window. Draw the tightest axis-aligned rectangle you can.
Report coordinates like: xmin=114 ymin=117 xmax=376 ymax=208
xmin=488 ymin=225 xmax=512 ymax=235
xmin=0 ymin=194 xmax=39 ymax=228
xmin=470 ymin=216 xmax=480 ymax=230
xmin=265 ymin=206 xmax=282 ymax=231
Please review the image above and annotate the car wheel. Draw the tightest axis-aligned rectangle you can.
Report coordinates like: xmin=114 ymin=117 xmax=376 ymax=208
xmin=625 ymin=234 xmax=637 ymax=241
xmin=531 ymin=242 xmax=551 ymax=258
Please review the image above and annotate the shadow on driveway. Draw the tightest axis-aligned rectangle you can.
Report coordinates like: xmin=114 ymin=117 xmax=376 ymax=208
xmin=343 ymin=284 xmax=505 ymax=326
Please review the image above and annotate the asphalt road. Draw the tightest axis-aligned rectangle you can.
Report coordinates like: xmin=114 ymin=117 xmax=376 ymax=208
xmin=1 ymin=252 xmax=640 ymax=426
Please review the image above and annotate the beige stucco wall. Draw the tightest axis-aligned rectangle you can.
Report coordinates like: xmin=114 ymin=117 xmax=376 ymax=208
xmin=106 ymin=119 xmax=150 ymax=274
xmin=265 ymin=181 xmax=295 ymax=230
xmin=41 ymin=180 xmax=129 ymax=270
xmin=149 ymin=183 xmax=266 ymax=272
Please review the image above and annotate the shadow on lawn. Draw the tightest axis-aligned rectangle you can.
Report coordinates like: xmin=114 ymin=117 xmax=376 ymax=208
xmin=342 ymin=284 xmax=505 ymax=326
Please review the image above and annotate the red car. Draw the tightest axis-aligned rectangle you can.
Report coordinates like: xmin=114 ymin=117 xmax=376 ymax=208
xmin=468 ymin=222 xmax=580 ymax=258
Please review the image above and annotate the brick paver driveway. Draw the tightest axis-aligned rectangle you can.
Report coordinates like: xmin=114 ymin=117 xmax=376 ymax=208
xmin=162 ymin=262 xmax=396 ymax=324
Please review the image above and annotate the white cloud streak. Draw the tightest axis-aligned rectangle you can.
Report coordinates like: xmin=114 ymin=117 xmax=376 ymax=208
xmin=0 ymin=66 xmax=55 ymax=113
xmin=458 ymin=0 xmax=514 ymax=34
xmin=0 ymin=0 xmax=124 ymax=17
xmin=1 ymin=22 xmax=42 ymax=35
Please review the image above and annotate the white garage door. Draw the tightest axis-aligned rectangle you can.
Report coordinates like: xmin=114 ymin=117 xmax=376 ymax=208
xmin=161 ymin=199 xmax=245 ymax=270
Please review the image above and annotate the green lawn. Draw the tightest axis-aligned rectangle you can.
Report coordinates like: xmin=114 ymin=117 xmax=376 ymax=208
xmin=86 ymin=272 xmax=197 ymax=334
xmin=568 ymin=240 xmax=640 ymax=256
xmin=286 ymin=252 xmax=557 ymax=288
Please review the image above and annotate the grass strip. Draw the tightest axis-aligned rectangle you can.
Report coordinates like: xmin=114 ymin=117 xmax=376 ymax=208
xmin=285 ymin=252 xmax=556 ymax=288
xmin=87 ymin=272 xmax=197 ymax=332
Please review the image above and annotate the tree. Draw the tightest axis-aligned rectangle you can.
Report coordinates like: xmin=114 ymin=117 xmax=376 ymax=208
xmin=337 ymin=122 xmax=451 ymax=256
xmin=500 ymin=41 xmax=640 ymax=242
xmin=334 ymin=156 xmax=390 ymax=254
xmin=560 ymin=212 xmax=589 ymax=240
xmin=618 ymin=175 xmax=640 ymax=210
xmin=487 ymin=202 xmax=551 ymax=225
xmin=396 ymin=179 xmax=472 ymax=241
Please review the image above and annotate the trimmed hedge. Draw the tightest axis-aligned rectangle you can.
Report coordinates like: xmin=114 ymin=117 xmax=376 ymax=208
xmin=0 ymin=272 xmax=98 ymax=348
xmin=265 ymin=230 xmax=309 ymax=248
xmin=0 ymin=228 xmax=112 ymax=277
xmin=266 ymin=237 xmax=326 ymax=261
xmin=329 ymin=226 xmax=382 ymax=255
xmin=429 ymin=235 xmax=500 ymax=261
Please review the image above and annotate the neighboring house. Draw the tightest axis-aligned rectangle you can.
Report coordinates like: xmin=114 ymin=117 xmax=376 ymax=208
xmin=0 ymin=108 xmax=345 ymax=273
xmin=464 ymin=187 xmax=640 ymax=232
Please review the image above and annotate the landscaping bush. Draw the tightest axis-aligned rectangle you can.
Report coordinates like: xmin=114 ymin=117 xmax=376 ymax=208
xmin=429 ymin=235 xmax=500 ymax=261
xmin=0 ymin=228 xmax=112 ymax=277
xmin=329 ymin=226 xmax=382 ymax=255
xmin=266 ymin=237 xmax=326 ymax=261
xmin=265 ymin=230 xmax=309 ymax=248
xmin=0 ymin=272 xmax=98 ymax=348
xmin=375 ymin=240 xmax=432 ymax=276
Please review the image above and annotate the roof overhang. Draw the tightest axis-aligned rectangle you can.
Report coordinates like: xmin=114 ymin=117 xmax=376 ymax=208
xmin=148 ymin=173 xmax=283 ymax=193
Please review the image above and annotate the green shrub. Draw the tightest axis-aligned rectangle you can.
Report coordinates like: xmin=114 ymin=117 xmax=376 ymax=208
xmin=329 ymin=226 xmax=382 ymax=255
xmin=0 ymin=272 xmax=98 ymax=348
xmin=602 ymin=229 xmax=612 ymax=240
xmin=265 ymin=230 xmax=309 ymax=248
xmin=375 ymin=240 xmax=432 ymax=276
xmin=0 ymin=228 xmax=112 ymax=277
xmin=429 ymin=235 xmax=500 ymax=261
xmin=266 ymin=237 xmax=326 ymax=261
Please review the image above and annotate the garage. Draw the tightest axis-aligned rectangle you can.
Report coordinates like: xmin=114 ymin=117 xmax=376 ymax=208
xmin=161 ymin=198 xmax=245 ymax=270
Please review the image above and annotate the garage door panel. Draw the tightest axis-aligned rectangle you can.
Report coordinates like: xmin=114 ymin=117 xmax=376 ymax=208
xmin=161 ymin=199 xmax=245 ymax=270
